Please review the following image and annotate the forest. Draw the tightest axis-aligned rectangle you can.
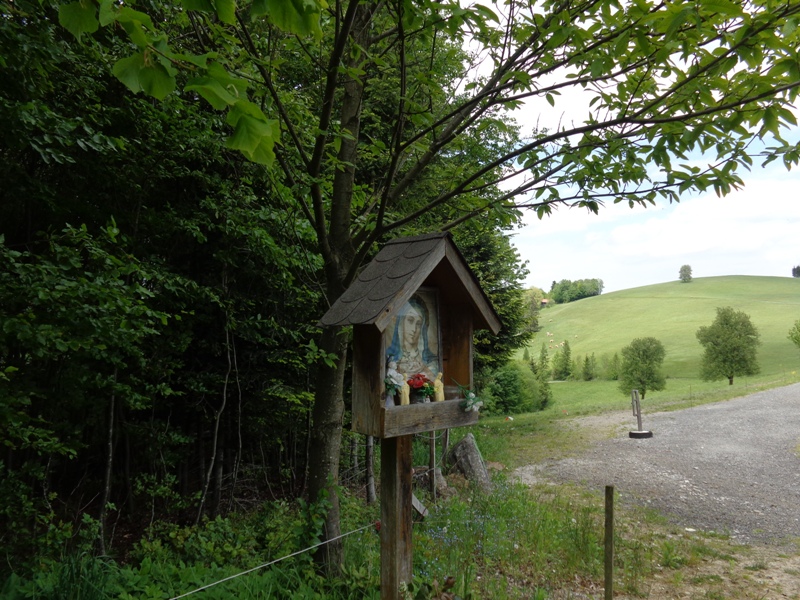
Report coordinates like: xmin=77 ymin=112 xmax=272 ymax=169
xmin=0 ymin=0 xmax=538 ymax=574
xmin=3 ymin=0 xmax=800 ymax=586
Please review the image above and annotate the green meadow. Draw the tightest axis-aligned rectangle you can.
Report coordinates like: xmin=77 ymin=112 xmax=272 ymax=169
xmin=523 ymin=275 xmax=800 ymax=417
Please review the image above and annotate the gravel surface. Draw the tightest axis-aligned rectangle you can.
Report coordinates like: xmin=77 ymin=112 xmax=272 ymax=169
xmin=514 ymin=383 xmax=800 ymax=547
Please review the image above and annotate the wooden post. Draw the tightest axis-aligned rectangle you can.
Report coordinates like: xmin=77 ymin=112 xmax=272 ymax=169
xmin=604 ymin=485 xmax=614 ymax=600
xmin=381 ymin=435 xmax=413 ymax=599
xmin=632 ymin=389 xmax=643 ymax=431
xmin=429 ymin=431 xmax=436 ymax=501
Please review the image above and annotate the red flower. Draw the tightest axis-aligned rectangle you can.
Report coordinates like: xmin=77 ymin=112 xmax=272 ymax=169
xmin=407 ymin=373 xmax=430 ymax=389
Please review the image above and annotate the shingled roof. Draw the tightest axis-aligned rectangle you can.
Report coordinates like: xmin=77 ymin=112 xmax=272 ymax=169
xmin=320 ymin=232 xmax=501 ymax=334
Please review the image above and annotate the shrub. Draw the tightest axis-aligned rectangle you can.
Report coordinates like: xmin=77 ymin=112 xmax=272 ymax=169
xmin=481 ymin=362 xmax=548 ymax=415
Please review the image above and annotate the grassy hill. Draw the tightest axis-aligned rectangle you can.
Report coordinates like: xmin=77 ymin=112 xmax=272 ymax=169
xmin=531 ymin=275 xmax=800 ymax=379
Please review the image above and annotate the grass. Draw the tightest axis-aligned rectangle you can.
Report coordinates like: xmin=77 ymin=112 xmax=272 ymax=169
xmin=532 ymin=275 xmax=800 ymax=380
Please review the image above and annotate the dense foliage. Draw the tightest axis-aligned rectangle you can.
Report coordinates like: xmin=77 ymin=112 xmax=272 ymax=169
xmin=618 ymin=337 xmax=667 ymax=400
xmin=679 ymin=265 xmax=693 ymax=283
xmin=696 ymin=307 xmax=761 ymax=385
xmin=789 ymin=320 xmax=800 ymax=354
xmin=0 ymin=0 xmax=538 ymax=575
xmin=549 ymin=279 xmax=604 ymax=304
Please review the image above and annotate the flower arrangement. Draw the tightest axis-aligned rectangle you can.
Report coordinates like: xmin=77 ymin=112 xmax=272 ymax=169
xmin=456 ymin=382 xmax=483 ymax=413
xmin=407 ymin=373 xmax=435 ymax=399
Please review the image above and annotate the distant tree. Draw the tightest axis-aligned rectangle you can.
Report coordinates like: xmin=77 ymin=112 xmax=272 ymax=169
xmin=601 ymin=352 xmax=621 ymax=381
xmin=618 ymin=338 xmax=667 ymax=400
xmin=696 ymin=307 xmax=761 ymax=385
xmin=792 ymin=266 xmax=800 ymax=278
xmin=550 ymin=279 xmax=604 ymax=303
xmin=679 ymin=265 xmax=693 ymax=283
xmin=551 ymin=340 xmax=572 ymax=380
xmin=582 ymin=353 xmax=597 ymax=381
xmin=523 ymin=347 xmax=531 ymax=362
xmin=539 ymin=343 xmax=550 ymax=375
xmin=788 ymin=319 xmax=800 ymax=353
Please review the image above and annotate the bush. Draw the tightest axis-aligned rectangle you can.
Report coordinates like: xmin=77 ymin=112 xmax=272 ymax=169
xmin=481 ymin=362 xmax=549 ymax=415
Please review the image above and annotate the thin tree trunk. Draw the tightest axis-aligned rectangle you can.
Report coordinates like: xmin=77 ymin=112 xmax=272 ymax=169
xmin=98 ymin=367 xmax=118 ymax=555
xmin=196 ymin=326 xmax=232 ymax=524
xmin=228 ymin=336 xmax=243 ymax=513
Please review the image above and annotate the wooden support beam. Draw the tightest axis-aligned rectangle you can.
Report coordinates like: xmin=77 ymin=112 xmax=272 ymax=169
xmin=380 ymin=435 xmax=413 ymax=599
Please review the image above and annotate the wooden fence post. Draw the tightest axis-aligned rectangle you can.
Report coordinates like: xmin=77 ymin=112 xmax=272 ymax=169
xmin=604 ymin=485 xmax=614 ymax=600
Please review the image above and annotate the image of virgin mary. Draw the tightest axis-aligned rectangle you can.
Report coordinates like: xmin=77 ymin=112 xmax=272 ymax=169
xmin=386 ymin=296 xmax=439 ymax=380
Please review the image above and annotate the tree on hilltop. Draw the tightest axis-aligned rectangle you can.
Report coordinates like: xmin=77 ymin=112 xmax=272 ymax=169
xmin=792 ymin=266 xmax=800 ymax=278
xmin=679 ymin=265 xmax=693 ymax=283
xmin=56 ymin=0 xmax=800 ymax=565
xmin=697 ymin=307 xmax=761 ymax=385
xmin=618 ymin=337 xmax=666 ymax=400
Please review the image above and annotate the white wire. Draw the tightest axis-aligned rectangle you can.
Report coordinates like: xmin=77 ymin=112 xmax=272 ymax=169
xmin=169 ymin=522 xmax=376 ymax=599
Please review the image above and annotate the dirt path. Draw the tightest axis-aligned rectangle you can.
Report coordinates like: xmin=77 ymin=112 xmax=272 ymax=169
xmin=514 ymin=382 xmax=800 ymax=598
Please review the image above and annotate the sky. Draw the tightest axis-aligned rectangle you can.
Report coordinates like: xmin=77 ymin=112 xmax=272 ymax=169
xmin=503 ymin=87 xmax=800 ymax=293
xmin=512 ymin=158 xmax=800 ymax=293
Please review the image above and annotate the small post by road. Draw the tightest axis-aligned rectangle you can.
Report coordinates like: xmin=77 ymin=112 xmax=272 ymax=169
xmin=604 ymin=485 xmax=614 ymax=600
xmin=629 ymin=389 xmax=653 ymax=439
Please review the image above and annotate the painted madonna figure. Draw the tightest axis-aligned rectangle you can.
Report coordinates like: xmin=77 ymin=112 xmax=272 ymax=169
xmin=386 ymin=296 xmax=439 ymax=381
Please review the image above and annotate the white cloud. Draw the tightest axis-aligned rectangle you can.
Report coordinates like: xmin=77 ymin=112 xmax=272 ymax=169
xmin=513 ymin=164 xmax=800 ymax=293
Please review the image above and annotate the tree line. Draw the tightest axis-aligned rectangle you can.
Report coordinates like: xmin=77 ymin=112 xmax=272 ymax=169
xmin=548 ymin=279 xmax=604 ymax=304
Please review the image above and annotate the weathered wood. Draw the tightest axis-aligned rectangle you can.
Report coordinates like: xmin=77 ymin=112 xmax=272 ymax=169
xmin=439 ymin=304 xmax=473 ymax=393
xmin=604 ymin=485 xmax=614 ymax=600
xmin=411 ymin=493 xmax=428 ymax=519
xmin=383 ymin=399 xmax=478 ymax=438
xmin=445 ymin=433 xmax=491 ymax=493
xmin=429 ymin=431 xmax=436 ymax=501
xmin=352 ymin=324 xmax=384 ymax=437
xmin=381 ymin=436 xmax=413 ymax=600
xmin=365 ymin=435 xmax=376 ymax=504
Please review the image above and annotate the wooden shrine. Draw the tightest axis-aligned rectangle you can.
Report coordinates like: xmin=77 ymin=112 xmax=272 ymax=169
xmin=320 ymin=232 xmax=501 ymax=600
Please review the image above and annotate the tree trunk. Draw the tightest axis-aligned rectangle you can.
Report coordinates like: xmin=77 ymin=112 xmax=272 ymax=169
xmin=729 ymin=376 xmax=734 ymax=385
xmin=98 ymin=367 xmax=118 ymax=555
xmin=308 ymin=325 xmax=349 ymax=570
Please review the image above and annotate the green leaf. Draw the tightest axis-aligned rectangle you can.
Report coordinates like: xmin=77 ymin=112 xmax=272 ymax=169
xmin=98 ymin=0 xmax=116 ymax=26
xmin=138 ymin=63 xmax=177 ymax=100
xmin=226 ymin=114 xmax=273 ymax=154
xmin=262 ymin=0 xmax=323 ymax=38
xmin=113 ymin=53 xmax=145 ymax=94
xmin=58 ymin=1 xmax=99 ymax=40
xmin=225 ymin=104 xmax=280 ymax=165
xmin=215 ymin=0 xmax=237 ymax=24
xmin=251 ymin=0 xmax=268 ymax=16
xmin=186 ymin=76 xmax=239 ymax=110
xmin=120 ymin=19 xmax=149 ymax=48
xmin=173 ymin=52 xmax=218 ymax=69
xmin=182 ymin=0 xmax=215 ymax=11
xmin=208 ymin=62 xmax=249 ymax=96
xmin=114 ymin=6 xmax=154 ymax=28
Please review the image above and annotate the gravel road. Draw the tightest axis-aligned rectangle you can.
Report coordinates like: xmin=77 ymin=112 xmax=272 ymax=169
xmin=514 ymin=383 xmax=800 ymax=547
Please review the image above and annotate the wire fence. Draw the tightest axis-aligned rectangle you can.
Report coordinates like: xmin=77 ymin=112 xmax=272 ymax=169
xmin=169 ymin=522 xmax=377 ymax=599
